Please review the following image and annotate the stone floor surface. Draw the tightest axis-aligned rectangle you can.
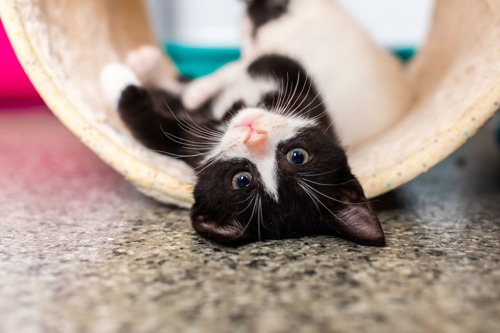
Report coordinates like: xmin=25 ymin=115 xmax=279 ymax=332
xmin=0 ymin=111 xmax=499 ymax=333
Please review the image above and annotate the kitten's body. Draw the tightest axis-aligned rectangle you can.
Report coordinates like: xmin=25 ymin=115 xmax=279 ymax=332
xmin=99 ymin=0 xmax=411 ymax=246
xmin=185 ymin=0 xmax=413 ymax=148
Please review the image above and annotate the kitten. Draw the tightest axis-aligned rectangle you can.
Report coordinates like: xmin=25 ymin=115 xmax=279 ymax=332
xmin=100 ymin=0 xmax=412 ymax=246
xmin=183 ymin=0 xmax=413 ymax=148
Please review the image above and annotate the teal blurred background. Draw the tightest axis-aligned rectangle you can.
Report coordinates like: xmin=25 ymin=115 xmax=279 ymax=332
xmin=166 ymin=43 xmax=417 ymax=79
xmin=148 ymin=0 xmax=432 ymax=78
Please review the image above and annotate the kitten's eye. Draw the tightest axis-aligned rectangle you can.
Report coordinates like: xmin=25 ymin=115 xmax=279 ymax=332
xmin=232 ymin=172 xmax=253 ymax=190
xmin=286 ymin=148 xmax=310 ymax=165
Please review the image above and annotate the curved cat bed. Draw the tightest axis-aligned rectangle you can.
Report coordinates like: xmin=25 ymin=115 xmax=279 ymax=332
xmin=1 ymin=0 xmax=499 ymax=207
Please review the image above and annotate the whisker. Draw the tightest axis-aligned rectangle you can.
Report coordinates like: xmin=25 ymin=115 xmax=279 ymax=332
xmin=235 ymin=191 xmax=257 ymax=205
xmin=270 ymin=75 xmax=281 ymax=113
xmin=159 ymin=122 xmax=219 ymax=144
xmin=284 ymin=72 xmax=310 ymax=115
xmin=279 ymin=73 xmax=291 ymax=114
xmin=178 ymin=118 xmax=223 ymax=138
xmin=159 ymin=125 xmax=218 ymax=149
xmin=280 ymin=71 xmax=301 ymax=116
xmin=257 ymin=195 xmax=263 ymax=242
xmin=182 ymin=146 xmax=217 ymax=152
xmin=299 ymin=180 xmax=366 ymax=206
xmin=194 ymin=155 xmax=221 ymax=174
xmin=162 ymin=98 xmax=223 ymax=142
xmin=177 ymin=121 xmax=223 ymax=141
xmin=163 ymin=98 xmax=180 ymax=122
xmin=290 ymin=90 xmax=322 ymax=117
xmin=297 ymin=179 xmax=341 ymax=220
xmin=283 ymin=76 xmax=313 ymax=117
xmin=271 ymin=75 xmax=284 ymax=114
xmin=151 ymin=150 xmax=211 ymax=159
xmin=276 ymin=73 xmax=290 ymax=114
xmin=235 ymin=191 xmax=257 ymax=214
xmin=298 ymin=182 xmax=320 ymax=211
xmin=298 ymin=168 xmax=340 ymax=177
xmin=233 ymin=194 xmax=258 ymax=240
xmin=308 ymin=108 xmax=329 ymax=122
xmin=181 ymin=108 xmax=223 ymax=137
xmin=323 ymin=118 xmax=335 ymax=134
xmin=301 ymin=178 xmax=357 ymax=187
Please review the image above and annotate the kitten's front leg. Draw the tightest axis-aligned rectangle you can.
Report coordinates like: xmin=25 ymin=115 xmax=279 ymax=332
xmin=182 ymin=61 xmax=248 ymax=111
xmin=126 ymin=45 xmax=183 ymax=95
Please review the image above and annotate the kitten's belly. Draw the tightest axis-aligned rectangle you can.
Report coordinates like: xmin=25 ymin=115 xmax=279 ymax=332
xmin=253 ymin=7 xmax=413 ymax=147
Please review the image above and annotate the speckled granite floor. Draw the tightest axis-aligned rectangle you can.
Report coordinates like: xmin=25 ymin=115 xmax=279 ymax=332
xmin=0 ymin=111 xmax=499 ymax=333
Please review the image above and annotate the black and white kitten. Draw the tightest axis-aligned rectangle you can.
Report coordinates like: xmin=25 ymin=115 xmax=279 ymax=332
xmin=100 ymin=0 xmax=411 ymax=246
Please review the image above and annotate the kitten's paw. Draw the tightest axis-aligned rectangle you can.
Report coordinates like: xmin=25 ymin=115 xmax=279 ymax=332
xmin=117 ymin=85 xmax=151 ymax=115
xmin=100 ymin=63 xmax=140 ymax=108
xmin=126 ymin=45 xmax=164 ymax=84
xmin=182 ymin=78 xmax=221 ymax=111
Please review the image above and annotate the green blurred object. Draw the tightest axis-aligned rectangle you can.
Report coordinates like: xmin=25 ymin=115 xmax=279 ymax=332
xmin=392 ymin=47 xmax=416 ymax=62
xmin=166 ymin=43 xmax=241 ymax=78
xmin=166 ymin=42 xmax=416 ymax=79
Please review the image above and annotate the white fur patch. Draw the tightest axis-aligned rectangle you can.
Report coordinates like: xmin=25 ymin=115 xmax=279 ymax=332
xmin=182 ymin=62 xmax=247 ymax=111
xmin=248 ymin=153 xmax=279 ymax=202
xmin=207 ymin=108 xmax=315 ymax=201
xmin=182 ymin=61 xmax=278 ymax=119
xmin=212 ymin=75 xmax=278 ymax=120
xmin=100 ymin=63 xmax=140 ymax=108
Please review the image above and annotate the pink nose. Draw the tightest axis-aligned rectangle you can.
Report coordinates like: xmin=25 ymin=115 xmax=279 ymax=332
xmin=234 ymin=114 xmax=264 ymax=128
xmin=234 ymin=114 xmax=270 ymax=154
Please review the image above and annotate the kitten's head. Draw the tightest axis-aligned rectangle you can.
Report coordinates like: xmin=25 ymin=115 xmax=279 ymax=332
xmin=191 ymin=107 xmax=385 ymax=246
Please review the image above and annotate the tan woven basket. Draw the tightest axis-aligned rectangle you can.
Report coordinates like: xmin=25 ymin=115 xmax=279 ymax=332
xmin=1 ymin=0 xmax=499 ymax=207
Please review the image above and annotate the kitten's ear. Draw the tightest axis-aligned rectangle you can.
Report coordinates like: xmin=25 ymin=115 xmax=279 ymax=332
xmin=191 ymin=214 xmax=250 ymax=245
xmin=327 ymin=182 xmax=386 ymax=247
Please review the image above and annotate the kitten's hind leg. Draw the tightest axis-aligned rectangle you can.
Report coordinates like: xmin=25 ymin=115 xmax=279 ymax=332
xmin=118 ymin=85 xmax=173 ymax=151
xmin=118 ymin=84 xmax=220 ymax=167
xmin=117 ymin=84 xmax=206 ymax=167
xmin=100 ymin=63 xmax=188 ymax=161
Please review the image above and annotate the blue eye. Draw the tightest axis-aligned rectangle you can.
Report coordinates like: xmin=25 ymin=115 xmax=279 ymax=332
xmin=232 ymin=172 xmax=253 ymax=190
xmin=286 ymin=148 xmax=310 ymax=165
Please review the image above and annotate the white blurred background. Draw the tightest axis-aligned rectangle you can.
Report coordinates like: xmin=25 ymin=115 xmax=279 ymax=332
xmin=147 ymin=0 xmax=435 ymax=48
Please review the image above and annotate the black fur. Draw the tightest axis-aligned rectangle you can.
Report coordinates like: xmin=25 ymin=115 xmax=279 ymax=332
xmin=248 ymin=55 xmax=334 ymax=136
xmin=246 ymin=0 xmax=290 ymax=35
xmin=117 ymin=54 xmax=385 ymax=247
xmin=118 ymin=85 xmax=216 ymax=167
xmin=191 ymin=127 xmax=384 ymax=246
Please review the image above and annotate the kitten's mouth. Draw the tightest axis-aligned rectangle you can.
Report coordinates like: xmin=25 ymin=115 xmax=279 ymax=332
xmin=242 ymin=127 xmax=269 ymax=155
xmin=244 ymin=128 xmax=267 ymax=144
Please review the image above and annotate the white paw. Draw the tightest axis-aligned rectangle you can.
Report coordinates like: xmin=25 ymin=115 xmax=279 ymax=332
xmin=100 ymin=63 xmax=140 ymax=108
xmin=126 ymin=45 xmax=164 ymax=83
xmin=182 ymin=78 xmax=221 ymax=111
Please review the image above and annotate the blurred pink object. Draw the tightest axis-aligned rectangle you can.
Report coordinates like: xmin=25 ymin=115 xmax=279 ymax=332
xmin=0 ymin=19 xmax=44 ymax=108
